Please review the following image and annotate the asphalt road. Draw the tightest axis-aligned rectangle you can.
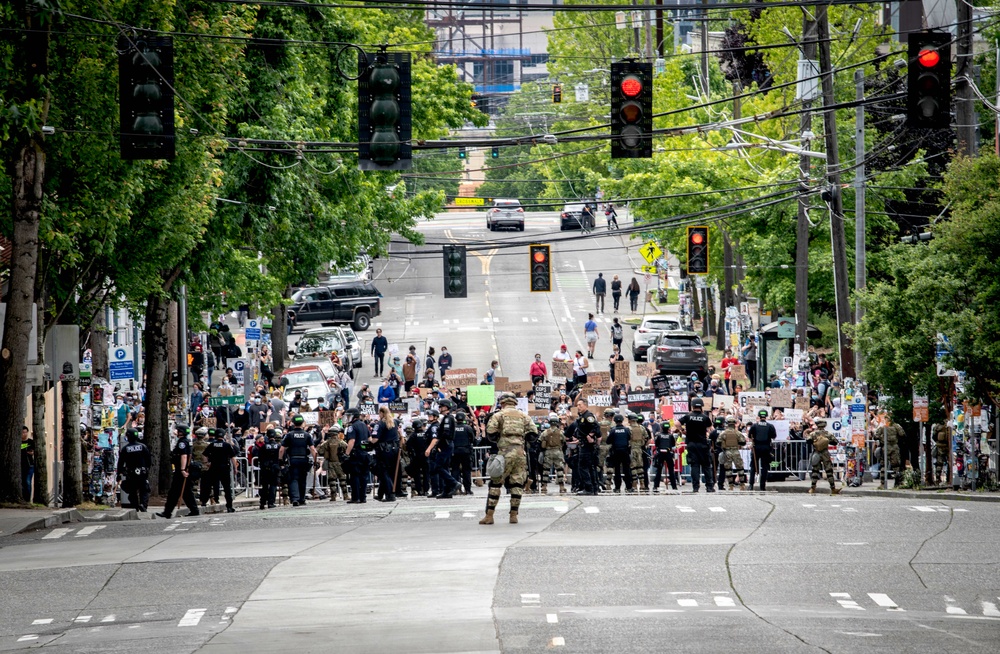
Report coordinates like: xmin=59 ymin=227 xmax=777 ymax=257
xmin=1 ymin=493 xmax=997 ymax=653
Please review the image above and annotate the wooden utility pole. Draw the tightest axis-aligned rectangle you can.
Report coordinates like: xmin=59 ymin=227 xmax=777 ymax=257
xmin=795 ymin=14 xmax=817 ymax=356
xmin=955 ymin=0 xmax=977 ymax=156
xmin=816 ymin=7 xmax=855 ymax=379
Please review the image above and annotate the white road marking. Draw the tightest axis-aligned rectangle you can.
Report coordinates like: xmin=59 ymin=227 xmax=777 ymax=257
xmin=946 ymin=606 xmax=967 ymax=615
xmin=578 ymin=260 xmax=586 ymax=273
xmin=981 ymin=601 xmax=1000 ymax=617
xmin=714 ymin=596 xmax=736 ymax=607
xmin=583 ymin=506 xmax=600 ymax=513
xmin=954 ymin=508 xmax=968 ymax=512
xmin=802 ymin=504 xmax=816 ymax=508
xmin=837 ymin=631 xmax=882 ymax=637
xmin=677 ymin=506 xmax=696 ymax=513
xmin=100 ymin=615 xmax=116 ymax=623
xmin=553 ymin=505 xmax=568 ymax=513
xmin=75 ymin=525 xmax=105 ymax=537
xmin=17 ymin=635 xmax=37 ymax=642
xmin=677 ymin=599 xmax=699 ymax=607
xmin=74 ymin=616 xmax=92 ymax=623
xmin=909 ymin=506 xmax=936 ymax=512
xmin=42 ymin=528 xmax=73 ymax=540
xmin=708 ymin=507 xmax=726 ymax=512
xmin=462 ymin=512 xmax=475 ymax=518
xmin=868 ymin=593 xmax=903 ymax=611
xmin=522 ymin=317 xmax=529 ymax=323
xmin=434 ymin=511 xmax=450 ymax=519
xmin=226 ymin=607 xmax=238 ymax=614
xmin=831 ymin=593 xmax=865 ymax=610
xmin=837 ymin=542 xmax=869 ymax=546
xmin=178 ymin=609 xmax=207 ymax=627
xmin=636 ymin=609 xmax=683 ymax=613
xmin=550 ymin=636 xmax=565 ymax=647
xmin=31 ymin=619 xmax=52 ymax=625
xmin=547 ymin=613 xmax=558 ymax=623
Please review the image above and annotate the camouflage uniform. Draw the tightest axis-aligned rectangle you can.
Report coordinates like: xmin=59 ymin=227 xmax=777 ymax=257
xmin=628 ymin=415 xmax=649 ymax=491
xmin=932 ymin=423 xmax=950 ymax=483
xmin=480 ymin=394 xmax=538 ymax=525
xmin=598 ymin=410 xmax=614 ymax=488
xmin=315 ymin=430 xmax=348 ymax=500
xmin=806 ymin=421 xmax=840 ymax=495
xmin=539 ymin=422 xmax=567 ymax=494
xmin=879 ymin=421 xmax=905 ymax=487
xmin=718 ymin=423 xmax=747 ymax=489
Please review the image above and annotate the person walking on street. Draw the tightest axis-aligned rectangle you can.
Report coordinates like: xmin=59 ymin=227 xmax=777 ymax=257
xmin=610 ymin=275 xmax=622 ymax=312
xmin=529 ymin=354 xmax=548 ymax=385
xmin=438 ymin=346 xmax=453 ymax=379
xmin=157 ymin=425 xmax=200 ymax=519
xmin=371 ymin=328 xmax=388 ymax=377
xmin=627 ymin=278 xmax=641 ymax=313
xmin=581 ymin=204 xmax=595 ymax=234
xmin=610 ymin=317 xmax=624 ymax=353
xmin=593 ymin=273 xmax=607 ymax=314
xmin=584 ymin=313 xmax=600 ymax=358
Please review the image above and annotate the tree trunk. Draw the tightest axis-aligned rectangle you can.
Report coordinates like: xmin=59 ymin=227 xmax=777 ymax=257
xmin=144 ymin=294 xmax=172 ymax=495
xmin=271 ymin=302 xmax=288 ymax=374
xmin=167 ymin=300 xmax=179 ymax=386
xmin=60 ymin=379 xmax=82 ymax=506
xmin=90 ymin=307 xmax=109 ymax=380
xmin=32 ymin=317 xmax=48 ymax=505
xmin=0 ymin=139 xmax=45 ymax=503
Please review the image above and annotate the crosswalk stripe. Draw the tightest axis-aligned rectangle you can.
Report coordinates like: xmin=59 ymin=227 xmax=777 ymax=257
xmin=868 ymin=593 xmax=902 ymax=610
xmin=831 ymin=593 xmax=865 ymax=610
xmin=583 ymin=507 xmax=600 ymax=514
xmin=946 ymin=606 xmax=967 ymax=615
xmin=677 ymin=599 xmax=698 ymax=607
xmin=178 ymin=609 xmax=207 ymax=627
xmin=677 ymin=506 xmax=695 ymax=513
xmin=714 ymin=596 xmax=736 ymax=607
xmin=100 ymin=615 xmax=116 ymax=623
xmin=547 ymin=613 xmax=558 ymax=624
xmin=76 ymin=525 xmax=105 ymax=537
xmin=42 ymin=528 xmax=73 ymax=540
xmin=708 ymin=507 xmax=726 ymax=512
xmin=74 ymin=616 xmax=92 ymax=623
xmin=982 ymin=601 xmax=1000 ymax=617
xmin=17 ymin=636 xmax=37 ymax=642
xmin=31 ymin=619 xmax=52 ymax=625
xmin=434 ymin=511 xmax=450 ymax=519
xmin=554 ymin=505 xmax=568 ymax=513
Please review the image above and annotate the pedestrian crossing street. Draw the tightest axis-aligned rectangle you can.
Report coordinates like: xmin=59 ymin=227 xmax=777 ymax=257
xmin=13 ymin=607 xmax=240 ymax=643
xmin=829 ymin=592 xmax=1000 ymax=618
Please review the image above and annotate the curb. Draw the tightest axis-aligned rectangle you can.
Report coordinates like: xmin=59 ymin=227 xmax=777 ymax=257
xmin=7 ymin=506 xmax=141 ymax=536
xmin=770 ymin=485 xmax=1000 ymax=503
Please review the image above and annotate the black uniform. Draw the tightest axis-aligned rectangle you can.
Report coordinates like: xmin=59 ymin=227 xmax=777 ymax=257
xmin=345 ymin=420 xmax=371 ymax=502
xmin=431 ymin=414 xmax=460 ymax=497
xmin=162 ymin=436 xmax=199 ymax=517
xmin=253 ymin=439 xmax=281 ymax=508
xmin=574 ymin=410 xmax=601 ymax=494
xmin=606 ymin=424 xmax=634 ymax=491
xmin=679 ymin=412 xmax=714 ymax=492
xmin=117 ymin=441 xmax=151 ymax=511
xmin=749 ymin=419 xmax=776 ymax=490
xmin=204 ymin=437 xmax=238 ymax=511
xmin=373 ymin=419 xmax=400 ymax=500
xmin=282 ymin=427 xmax=313 ymax=505
xmin=406 ymin=426 xmax=429 ymax=496
xmin=451 ymin=423 xmax=476 ymax=494
xmin=651 ymin=431 xmax=678 ymax=490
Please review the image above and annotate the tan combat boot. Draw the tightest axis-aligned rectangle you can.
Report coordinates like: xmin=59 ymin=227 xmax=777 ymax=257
xmin=479 ymin=510 xmax=495 ymax=525
xmin=808 ymin=487 xmax=816 ymax=495
xmin=559 ymin=483 xmax=566 ymax=494
xmin=830 ymin=487 xmax=841 ymax=496
xmin=509 ymin=511 xmax=518 ymax=524
xmin=541 ymin=484 xmax=548 ymax=495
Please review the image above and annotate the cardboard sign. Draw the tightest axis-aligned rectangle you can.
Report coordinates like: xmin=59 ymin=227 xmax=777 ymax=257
xmin=587 ymin=394 xmax=613 ymax=407
xmin=507 ymin=380 xmax=534 ymax=395
xmin=794 ymin=396 xmax=811 ymax=410
xmin=529 ymin=409 xmax=550 ymax=418
xmin=636 ymin=363 xmax=655 ymax=378
xmin=613 ymin=361 xmax=630 ymax=384
xmin=739 ymin=391 xmax=767 ymax=408
xmin=730 ymin=364 xmax=748 ymax=380
xmin=651 ymin=375 xmax=670 ymax=398
xmin=300 ymin=411 xmax=320 ymax=425
xmin=660 ymin=404 xmax=674 ymax=422
xmin=713 ymin=395 xmax=734 ymax=411
xmin=672 ymin=398 xmax=689 ymax=416
xmin=783 ymin=408 xmax=803 ymax=423
xmin=444 ymin=368 xmax=478 ymax=388
xmin=357 ymin=403 xmax=379 ymax=417
xmin=627 ymin=392 xmax=655 ymax=413
xmin=466 ymin=385 xmax=496 ymax=407
xmin=534 ymin=383 xmax=553 ymax=409
xmin=516 ymin=398 xmax=529 ymax=413
xmin=319 ymin=412 xmax=339 ymax=426
xmin=769 ymin=388 xmax=793 ymax=408
xmin=493 ymin=376 xmax=509 ymax=392
xmin=912 ymin=394 xmax=929 ymax=422
xmin=388 ymin=401 xmax=408 ymax=413
xmin=700 ymin=396 xmax=714 ymax=410
xmin=552 ymin=361 xmax=574 ymax=381
xmin=589 ymin=371 xmax=612 ymax=390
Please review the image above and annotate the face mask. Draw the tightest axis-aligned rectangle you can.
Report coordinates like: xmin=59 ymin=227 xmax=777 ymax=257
xmin=254 ymin=399 xmax=261 ymax=404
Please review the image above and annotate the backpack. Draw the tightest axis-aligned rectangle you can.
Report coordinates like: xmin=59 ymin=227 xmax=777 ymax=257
xmin=612 ymin=323 xmax=623 ymax=340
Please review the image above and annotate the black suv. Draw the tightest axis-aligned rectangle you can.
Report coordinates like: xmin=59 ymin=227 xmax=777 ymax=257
xmin=287 ymin=281 xmax=381 ymax=331
xmin=560 ymin=202 xmax=597 ymax=231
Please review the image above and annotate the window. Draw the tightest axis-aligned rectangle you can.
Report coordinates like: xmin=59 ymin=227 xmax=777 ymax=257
xmin=657 ymin=336 xmax=702 ymax=348
xmin=333 ymin=287 xmax=358 ymax=298
xmin=284 ymin=370 xmax=326 ymax=385
xmin=645 ymin=320 xmax=681 ymax=331
xmin=301 ymin=289 xmax=331 ymax=302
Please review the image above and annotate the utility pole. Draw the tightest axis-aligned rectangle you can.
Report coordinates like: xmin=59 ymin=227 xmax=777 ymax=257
xmin=955 ymin=0 xmax=977 ymax=156
xmin=795 ymin=13 xmax=817 ymax=356
xmin=700 ymin=0 xmax=709 ymax=96
xmin=645 ymin=0 xmax=654 ymax=59
xmin=655 ymin=0 xmax=664 ymax=57
xmin=718 ymin=82 xmax=740 ymax=352
xmin=854 ymin=70 xmax=866 ymax=376
xmin=817 ymin=7 xmax=855 ymax=379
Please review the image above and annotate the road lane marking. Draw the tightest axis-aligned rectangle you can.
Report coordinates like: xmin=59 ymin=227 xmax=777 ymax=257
xmin=583 ymin=507 xmax=599 ymax=513
xmin=75 ymin=526 xmax=105 ymax=537
xmin=714 ymin=596 xmax=736 ymax=607
xmin=17 ymin=635 xmax=37 ymax=642
xmin=982 ymin=601 xmax=999 ymax=617
xmin=677 ymin=599 xmax=698 ymax=607
xmin=909 ymin=506 xmax=936 ymax=512
xmin=550 ymin=636 xmax=565 ymax=647
xmin=868 ymin=593 xmax=903 ymax=611
xmin=43 ymin=528 xmax=73 ymax=540
xmin=709 ymin=507 xmax=726 ymax=512
xmin=554 ymin=505 xmax=568 ymax=513
xmin=677 ymin=506 xmax=695 ymax=513
xmin=831 ymin=593 xmax=865 ymax=610
xmin=101 ymin=615 xmax=116 ymax=623
xmin=178 ymin=609 xmax=207 ymax=627
xmin=74 ymin=616 xmax=92 ymax=623
xmin=547 ymin=614 xmax=558 ymax=624
xmin=434 ymin=511 xmax=450 ymax=519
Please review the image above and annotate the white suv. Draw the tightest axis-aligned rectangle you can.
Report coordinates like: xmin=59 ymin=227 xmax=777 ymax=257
xmin=486 ymin=199 xmax=524 ymax=231
xmin=630 ymin=315 xmax=682 ymax=361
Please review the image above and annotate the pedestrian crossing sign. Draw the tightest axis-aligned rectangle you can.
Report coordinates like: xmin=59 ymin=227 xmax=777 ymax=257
xmin=640 ymin=241 xmax=662 ymax=264
xmin=641 ymin=265 xmax=657 ymax=274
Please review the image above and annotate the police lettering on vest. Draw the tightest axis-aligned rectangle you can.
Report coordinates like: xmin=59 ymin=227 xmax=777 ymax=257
xmin=609 ymin=425 xmax=631 ymax=451
xmin=679 ymin=412 xmax=711 ymax=444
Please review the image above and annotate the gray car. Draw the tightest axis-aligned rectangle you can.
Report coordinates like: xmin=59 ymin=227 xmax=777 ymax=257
xmin=486 ymin=199 xmax=524 ymax=231
xmin=651 ymin=331 xmax=708 ymax=377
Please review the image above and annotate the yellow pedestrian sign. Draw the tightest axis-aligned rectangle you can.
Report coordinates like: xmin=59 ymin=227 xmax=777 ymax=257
xmin=639 ymin=241 xmax=662 ymax=264
xmin=641 ymin=265 xmax=657 ymax=274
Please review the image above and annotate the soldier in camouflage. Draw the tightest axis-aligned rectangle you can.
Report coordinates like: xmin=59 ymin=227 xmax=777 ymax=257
xmin=481 ymin=392 xmax=538 ymax=525
xmin=806 ymin=418 xmax=841 ymax=495
xmin=718 ymin=417 xmax=747 ymax=490
xmin=315 ymin=424 xmax=348 ymax=501
xmin=879 ymin=418 xmax=905 ymax=489
xmin=628 ymin=413 xmax=649 ymax=492
xmin=932 ymin=423 xmax=950 ymax=484
xmin=539 ymin=412 xmax=567 ymax=494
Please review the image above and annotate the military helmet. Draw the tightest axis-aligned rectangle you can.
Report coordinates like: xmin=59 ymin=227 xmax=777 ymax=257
xmin=549 ymin=412 xmax=560 ymax=421
xmin=426 ymin=408 xmax=440 ymax=418
xmin=691 ymin=397 xmax=704 ymax=409
xmin=196 ymin=426 xmax=209 ymax=437
xmin=292 ymin=414 xmax=305 ymax=426
xmin=613 ymin=414 xmax=625 ymax=423
xmin=499 ymin=391 xmax=517 ymax=406
xmin=455 ymin=411 xmax=467 ymax=423
xmin=725 ymin=416 xmax=737 ymax=425
xmin=814 ymin=418 xmax=827 ymax=428
xmin=603 ymin=408 xmax=616 ymax=417
xmin=329 ymin=423 xmax=344 ymax=433
xmin=758 ymin=409 xmax=769 ymax=419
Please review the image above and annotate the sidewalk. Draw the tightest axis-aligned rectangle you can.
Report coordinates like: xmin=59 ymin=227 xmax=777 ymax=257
xmin=770 ymin=477 xmax=1000 ymax=502
xmin=0 ymin=506 xmax=141 ymax=538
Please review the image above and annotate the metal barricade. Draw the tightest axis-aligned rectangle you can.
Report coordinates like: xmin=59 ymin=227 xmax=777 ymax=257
xmin=472 ymin=446 xmax=490 ymax=483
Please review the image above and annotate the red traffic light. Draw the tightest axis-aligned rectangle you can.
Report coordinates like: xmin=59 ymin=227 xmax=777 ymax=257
xmin=621 ymin=76 xmax=642 ymax=98
xmin=690 ymin=232 xmax=704 ymax=245
xmin=533 ymin=250 xmax=547 ymax=263
xmin=917 ymin=48 xmax=940 ymax=68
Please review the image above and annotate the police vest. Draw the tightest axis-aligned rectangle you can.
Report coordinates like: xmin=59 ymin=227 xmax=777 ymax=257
xmin=453 ymin=425 xmax=474 ymax=450
xmin=609 ymin=426 xmax=631 ymax=451
xmin=285 ymin=430 xmax=312 ymax=460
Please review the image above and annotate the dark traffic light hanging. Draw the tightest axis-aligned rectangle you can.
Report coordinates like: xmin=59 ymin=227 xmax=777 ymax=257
xmin=118 ymin=35 xmax=175 ymax=160
xmin=358 ymin=51 xmax=412 ymax=170
xmin=529 ymin=244 xmax=551 ymax=292
xmin=443 ymin=244 xmax=467 ymax=298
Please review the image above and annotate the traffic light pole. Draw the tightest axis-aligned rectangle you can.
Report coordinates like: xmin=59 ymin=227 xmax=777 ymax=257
xmin=817 ymin=7 xmax=855 ymax=380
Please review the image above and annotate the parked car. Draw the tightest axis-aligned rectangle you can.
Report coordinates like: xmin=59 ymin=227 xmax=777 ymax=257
xmin=560 ymin=201 xmax=597 ymax=231
xmin=325 ymin=254 xmax=373 ymax=282
xmin=651 ymin=330 xmax=708 ymax=377
xmin=486 ymin=199 xmax=524 ymax=231
xmin=630 ymin=315 xmax=682 ymax=361
xmin=287 ymin=280 xmax=381 ymax=331
xmin=290 ymin=328 xmax=354 ymax=378
xmin=279 ymin=365 xmax=334 ymax=404
xmin=341 ymin=326 xmax=363 ymax=369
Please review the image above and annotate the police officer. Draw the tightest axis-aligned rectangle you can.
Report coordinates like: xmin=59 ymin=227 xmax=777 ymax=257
xmin=679 ymin=398 xmax=714 ymax=492
xmin=370 ymin=406 xmax=401 ymax=502
xmin=598 ymin=408 xmax=615 ymax=489
xmin=427 ymin=403 xmax=461 ymax=499
xmin=481 ymin=392 xmax=538 ymax=525
xmin=315 ymin=425 xmax=347 ymax=501
xmin=572 ymin=398 xmax=600 ymax=495
xmin=253 ymin=429 xmax=281 ymax=509
xmin=806 ymin=418 xmax=841 ymax=495
xmin=406 ymin=418 xmax=429 ymax=498
xmin=157 ymin=424 xmax=200 ymax=519
xmin=748 ymin=409 xmax=776 ymax=491
xmin=628 ymin=413 xmax=649 ymax=492
xmin=539 ymin=413 xmax=567 ymax=494
xmin=424 ymin=409 xmax=443 ymax=496
xmin=718 ymin=417 xmax=747 ymax=490
xmin=605 ymin=413 xmax=634 ymax=492
xmin=280 ymin=414 xmax=316 ymax=506
xmin=651 ymin=422 xmax=678 ymax=492
xmin=117 ymin=428 xmax=151 ymax=512
xmin=451 ymin=411 xmax=476 ymax=495
xmin=343 ymin=408 xmax=371 ymax=503
xmin=204 ymin=428 xmax=239 ymax=513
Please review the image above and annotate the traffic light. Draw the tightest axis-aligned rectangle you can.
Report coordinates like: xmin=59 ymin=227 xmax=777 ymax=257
xmin=491 ymin=146 xmax=500 ymax=159
xmin=443 ymin=245 xmax=467 ymax=298
xmin=552 ymin=84 xmax=562 ymax=103
xmin=458 ymin=146 xmax=467 ymax=159
xmin=358 ymin=51 xmax=411 ymax=170
xmin=611 ymin=61 xmax=653 ymax=159
xmin=906 ymin=32 xmax=951 ymax=129
xmin=687 ymin=226 xmax=709 ymax=275
xmin=529 ymin=244 xmax=551 ymax=292
xmin=118 ymin=35 xmax=174 ymax=160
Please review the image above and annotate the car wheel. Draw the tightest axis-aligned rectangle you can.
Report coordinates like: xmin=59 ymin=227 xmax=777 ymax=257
xmin=633 ymin=351 xmax=642 ymax=361
xmin=518 ymin=223 xmax=524 ymax=231
xmin=352 ymin=311 xmax=371 ymax=331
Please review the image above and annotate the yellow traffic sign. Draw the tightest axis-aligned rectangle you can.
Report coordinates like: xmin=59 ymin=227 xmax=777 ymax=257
xmin=639 ymin=241 xmax=662 ymax=264
xmin=454 ymin=197 xmax=485 ymax=206
xmin=641 ymin=265 xmax=657 ymax=274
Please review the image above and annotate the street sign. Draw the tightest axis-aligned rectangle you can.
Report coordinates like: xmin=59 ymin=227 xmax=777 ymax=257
xmin=574 ymin=83 xmax=589 ymax=102
xmin=245 ymin=319 xmax=261 ymax=341
xmin=639 ymin=241 xmax=662 ymax=264
xmin=453 ymin=197 xmax=485 ymax=206
xmin=209 ymin=395 xmax=246 ymax=407
xmin=913 ymin=393 xmax=929 ymax=422
xmin=641 ymin=265 xmax=656 ymax=274
xmin=935 ymin=333 xmax=957 ymax=377
xmin=644 ymin=273 xmax=652 ymax=282
xmin=776 ymin=316 xmax=795 ymax=339
xmin=109 ymin=346 xmax=135 ymax=381
xmin=232 ymin=358 xmax=248 ymax=389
